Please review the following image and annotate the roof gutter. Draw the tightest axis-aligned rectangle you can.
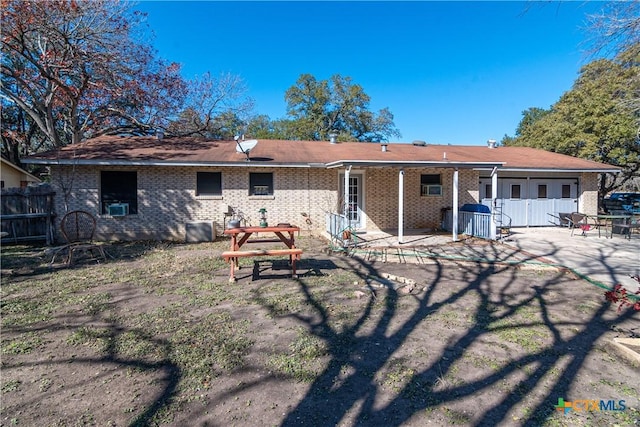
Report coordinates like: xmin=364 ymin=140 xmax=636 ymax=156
xmin=23 ymin=159 xmax=617 ymax=173
xmin=474 ymin=167 xmax=622 ymax=173
xmin=325 ymin=160 xmax=505 ymax=169
xmin=21 ymin=159 xmax=319 ymax=168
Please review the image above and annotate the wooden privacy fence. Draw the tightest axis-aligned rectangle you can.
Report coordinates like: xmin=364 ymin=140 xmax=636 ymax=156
xmin=1 ymin=185 xmax=56 ymax=245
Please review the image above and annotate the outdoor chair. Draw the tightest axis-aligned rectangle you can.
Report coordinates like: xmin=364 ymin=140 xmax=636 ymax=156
xmin=569 ymin=212 xmax=589 ymax=237
xmin=619 ymin=215 xmax=640 ymax=240
xmin=588 ymin=215 xmax=608 ymax=238
xmin=51 ymin=210 xmax=107 ymax=266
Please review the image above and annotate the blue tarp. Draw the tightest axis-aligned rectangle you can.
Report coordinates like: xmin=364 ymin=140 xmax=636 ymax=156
xmin=460 ymin=204 xmax=491 ymax=214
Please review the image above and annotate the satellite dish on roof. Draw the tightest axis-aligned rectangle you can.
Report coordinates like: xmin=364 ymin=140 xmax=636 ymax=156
xmin=236 ymin=139 xmax=258 ymax=153
xmin=235 ymin=139 xmax=258 ymax=161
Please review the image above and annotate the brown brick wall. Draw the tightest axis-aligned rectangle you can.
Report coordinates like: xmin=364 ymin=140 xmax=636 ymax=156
xmin=580 ymin=172 xmax=599 ymax=215
xmin=49 ymin=165 xmax=339 ymax=241
xmin=51 ymin=165 xmax=600 ymax=241
xmin=366 ymin=168 xmax=478 ymax=231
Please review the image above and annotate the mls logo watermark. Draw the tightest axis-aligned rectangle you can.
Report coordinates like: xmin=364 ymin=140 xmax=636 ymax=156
xmin=555 ymin=397 xmax=626 ymax=414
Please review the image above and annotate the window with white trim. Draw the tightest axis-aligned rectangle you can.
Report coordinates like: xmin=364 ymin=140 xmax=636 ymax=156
xmin=420 ymin=174 xmax=442 ymax=196
xmin=101 ymin=171 xmax=137 ymax=214
xmin=249 ymin=172 xmax=273 ymax=196
xmin=511 ymin=184 xmax=521 ymax=199
xmin=537 ymin=184 xmax=547 ymax=199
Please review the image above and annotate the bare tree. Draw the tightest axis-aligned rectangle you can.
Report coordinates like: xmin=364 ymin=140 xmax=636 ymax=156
xmin=166 ymin=72 xmax=254 ymax=139
xmin=1 ymin=0 xmax=186 ymax=150
xmin=585 ymin=1 xmax=640 ymax=58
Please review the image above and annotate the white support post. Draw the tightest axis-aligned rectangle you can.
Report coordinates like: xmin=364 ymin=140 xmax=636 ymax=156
xmin=398 ymin=169 xmax=404 ymax=244
xmin=491 ymin=168 xmax=498 ymax=240
xmin=453 ymin=168 xmax=459 ymax=241
xmin=344 ymin=166 xmax=351 ymax=226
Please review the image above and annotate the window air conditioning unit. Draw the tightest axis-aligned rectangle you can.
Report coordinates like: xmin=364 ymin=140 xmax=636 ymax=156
xmin=108 ymin=203 xmax=129 ymax=217
xmin=421 ymin=184 xmax=442 ymax=196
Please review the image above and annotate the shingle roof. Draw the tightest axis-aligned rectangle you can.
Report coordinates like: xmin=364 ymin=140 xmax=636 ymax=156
xmin=22 ymin=135 xmax=620 ymax=172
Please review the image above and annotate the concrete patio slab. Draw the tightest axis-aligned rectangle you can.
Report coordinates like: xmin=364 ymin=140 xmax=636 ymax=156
xmin=338 ymin=226 xmax=639 ymax=294
xmin=502 ymin=226 xmax=639 ymax=293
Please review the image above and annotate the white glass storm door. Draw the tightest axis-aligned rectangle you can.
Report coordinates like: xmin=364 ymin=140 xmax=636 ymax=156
xmin=339 ymin=172 xmax=364 ymax=230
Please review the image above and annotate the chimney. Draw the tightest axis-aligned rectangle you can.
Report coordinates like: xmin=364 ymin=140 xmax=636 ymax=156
xmin=381 ymin=143 xmax=388 ymax=152
xmin=487 ymin=139 xmax=496 ymax=149
xmin=329 ymin=132 xmax=338 ymax=144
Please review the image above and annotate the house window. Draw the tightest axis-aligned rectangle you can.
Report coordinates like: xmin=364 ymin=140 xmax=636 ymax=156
xmin=196 ymin=172 xmax=222 ymax=196
xmin=249 ymin=172 xmax=273 ymax=196
xmin=511 ymin=184 xmax=521 ymax=199
xmin=101 ymin=171 xmax=137 ymax=214
xmin=420 ymin=174 xmax=442 ymax=196
xmin=561 ymin=184 xmax=571 ymax=199
xmin=537 ymin=184 xmax=547 ymax=199
xmin=485 ymin=184 xmax=492 ymax=199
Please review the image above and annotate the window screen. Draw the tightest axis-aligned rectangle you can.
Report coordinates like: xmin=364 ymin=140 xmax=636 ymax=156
xmin=511 ymin=184 xmax=521 ymax=199
xmin=196 ymin=172 xmax=222 ymax=196
xmin=420 ymin=174 xmax=442 ymax=196
xmin=420 ymin=174 xmax=441 ymax=185
xmin=249 ymin=172 xmax=273 ymax=196
xmin=537 ymin=184 xmax=547 ymax=199
xmin=101 ymin=171 xmax=137 ymax=214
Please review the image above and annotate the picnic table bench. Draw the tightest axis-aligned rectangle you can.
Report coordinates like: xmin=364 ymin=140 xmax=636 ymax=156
xmin=222 ymin=224 xmax=302 ymax=282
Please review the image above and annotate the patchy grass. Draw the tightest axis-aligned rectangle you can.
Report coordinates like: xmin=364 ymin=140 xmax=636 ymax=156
xmin=266 ymin=327 xmax=328 ymax=382
xmin=1 ymin=332 xmax=43 ymax=355
xmin=1 ymin=239 xmax=639 ymax=427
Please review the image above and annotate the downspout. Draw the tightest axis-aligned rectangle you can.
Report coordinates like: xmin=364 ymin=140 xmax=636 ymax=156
xmin=490 ymin=166 xmax=498 ymax=240
xmin=453 ymin=168 xmax=459 ymax=241
xmin=398 ymin=169 xmax=404 ymax=244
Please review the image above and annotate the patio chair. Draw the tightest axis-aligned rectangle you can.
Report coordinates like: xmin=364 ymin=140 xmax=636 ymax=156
xmin=548 ymin=212 xmax=572 ymax=227
xmin=569 ymin=213 xmax=589 ymax=237
xmin=619 ymin=215 xmax=640 ymax=240
xmin=51 ymin=210 xmax=107 ymax=266
xmin=588 ymin=215 xmax=608 ymax=238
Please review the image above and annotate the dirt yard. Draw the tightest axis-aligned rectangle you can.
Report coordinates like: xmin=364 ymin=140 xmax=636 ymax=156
xmin=1 ymin=235 xmax=639 ymax=426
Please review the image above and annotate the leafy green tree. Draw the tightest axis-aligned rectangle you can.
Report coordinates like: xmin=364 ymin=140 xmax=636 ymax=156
xmin=245 ymin=115 xmax=295 ymax=140
xmin=504 ymin=46 xmax=640 ymax=196
xmin=500 ymin=107 xmax=551 ymax=146
xmin=283 ymin=74 xmax=401 ymax=142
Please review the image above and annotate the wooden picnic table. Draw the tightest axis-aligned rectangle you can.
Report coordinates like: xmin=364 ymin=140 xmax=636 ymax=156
xmin=222 ymin=224 xmax=302 ymax=282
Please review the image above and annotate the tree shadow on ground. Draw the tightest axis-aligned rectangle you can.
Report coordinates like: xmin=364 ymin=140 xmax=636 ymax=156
xmin=2 ymin=238 xmax=637 ymax=426
xmin=267 ymin=239 xmax=638 ymax=426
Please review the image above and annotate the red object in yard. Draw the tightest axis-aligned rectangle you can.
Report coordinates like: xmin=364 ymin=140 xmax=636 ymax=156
xmin=580 ymin=224 xmax=591 ymax=231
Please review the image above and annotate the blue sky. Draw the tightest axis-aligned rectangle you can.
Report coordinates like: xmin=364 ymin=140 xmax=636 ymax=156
xmin=135 ymin=1 xmax=604 ymax=145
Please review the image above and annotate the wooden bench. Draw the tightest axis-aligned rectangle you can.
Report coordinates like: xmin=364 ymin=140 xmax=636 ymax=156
xmin=244 ymin=238 xmax=284 ymax=244
xmin=221 ymin=248 xmax=303 ymax=282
